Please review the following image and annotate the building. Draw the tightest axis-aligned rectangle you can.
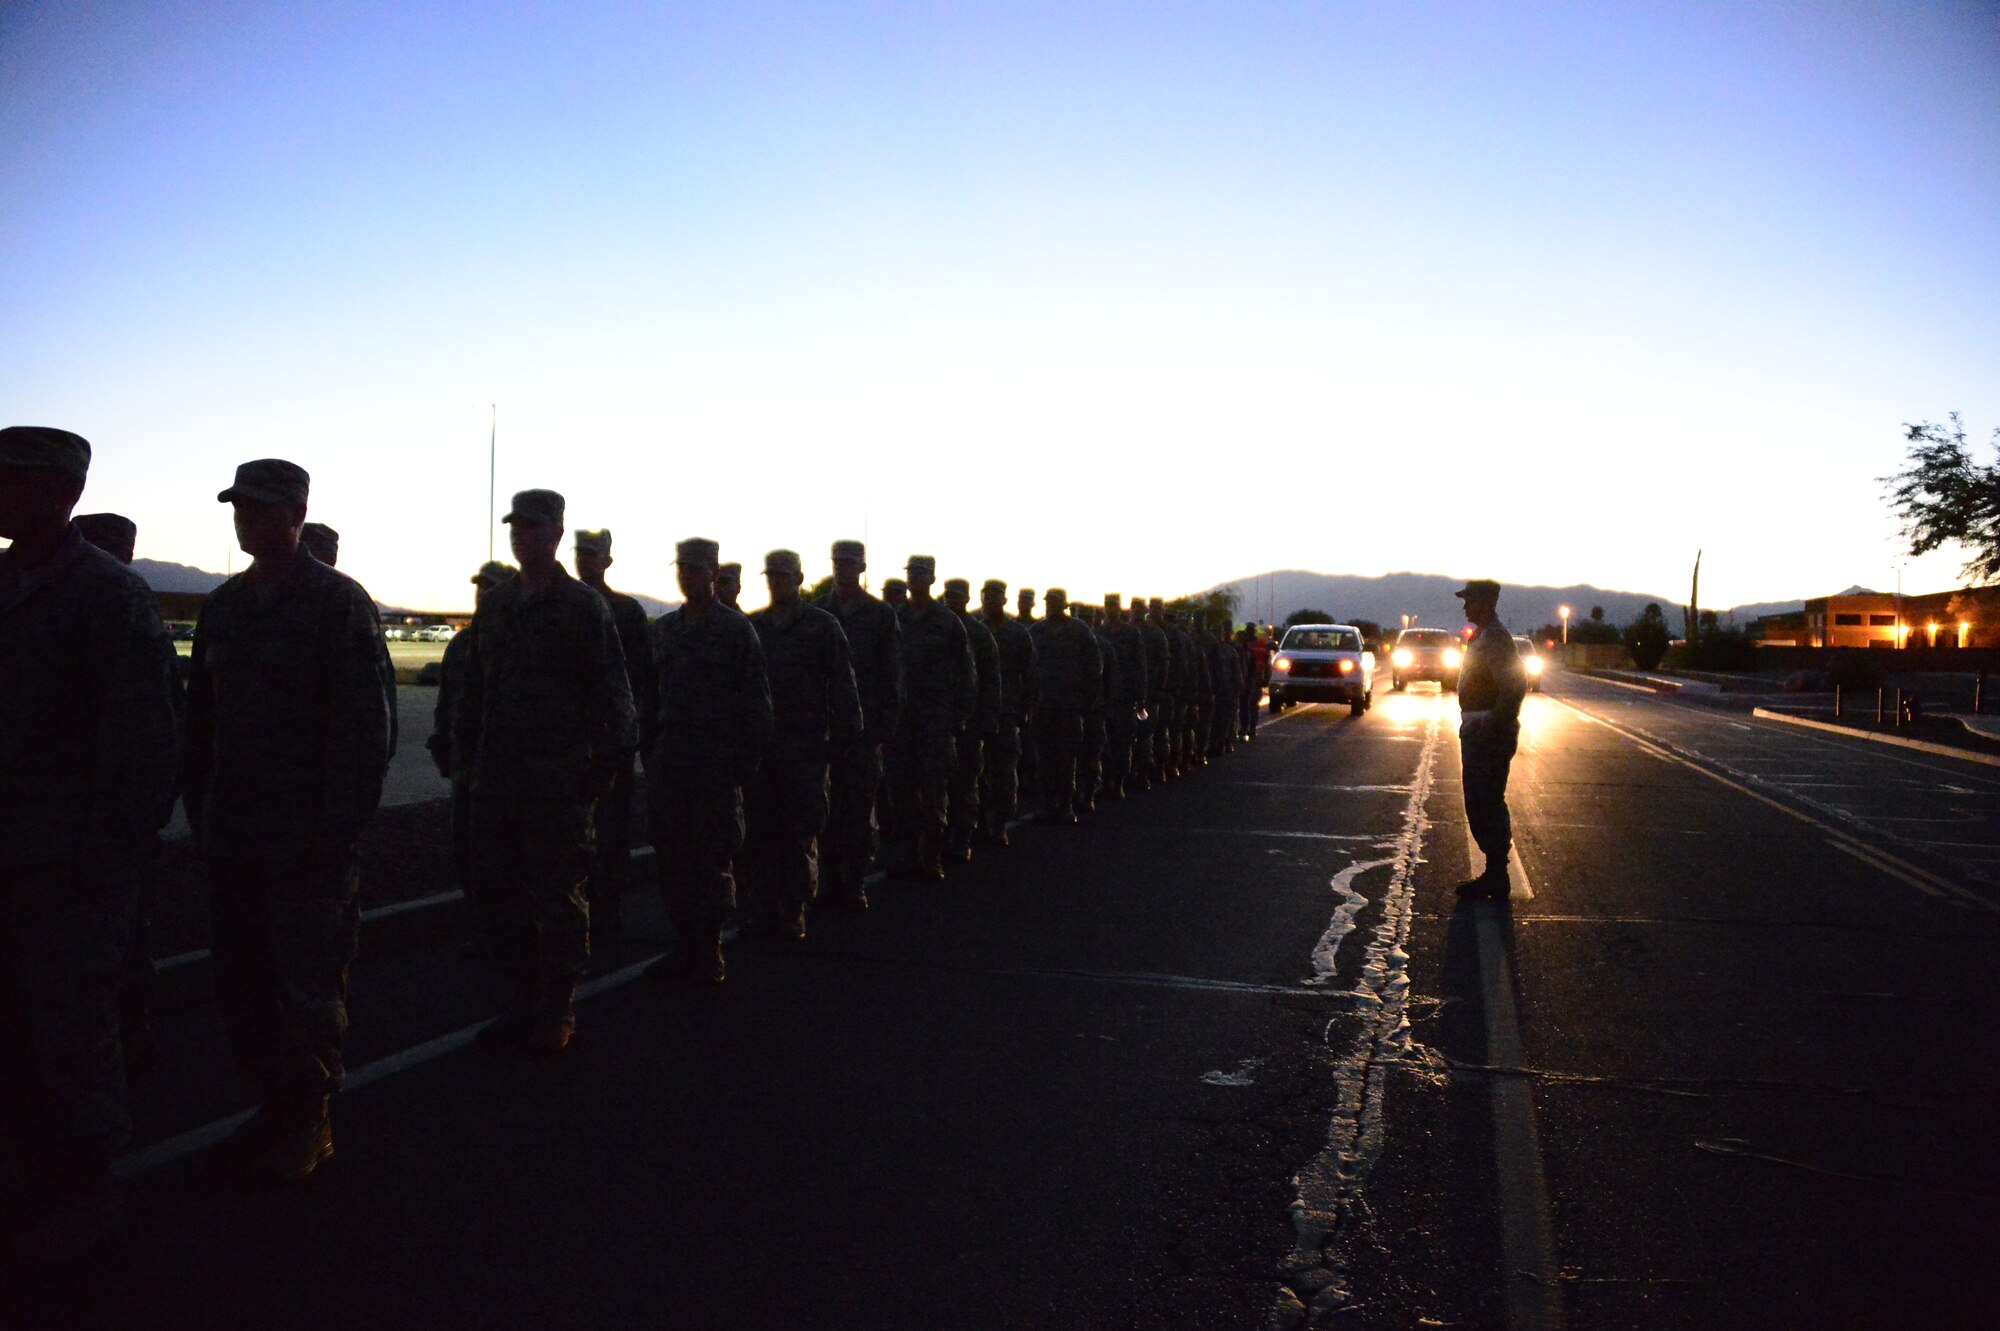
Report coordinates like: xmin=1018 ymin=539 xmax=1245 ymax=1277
xmin=1798 ymin=588 xmax=1994 ymax=649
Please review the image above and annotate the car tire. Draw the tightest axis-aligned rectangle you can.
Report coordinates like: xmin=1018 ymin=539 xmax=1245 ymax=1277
xmin=1391 ymin=675 xmax=1405 ymax=691
xmin=1269 ymin=694 xmax=1285 ymax=713
xmin=1349 ymin=697 xmax=1365 ymax=718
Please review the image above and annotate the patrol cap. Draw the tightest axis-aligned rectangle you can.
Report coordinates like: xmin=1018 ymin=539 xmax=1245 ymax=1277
xmin=1045 ymin=587 xmax=1068 ymax=604
xmin=301 ymin=522 xmax=339 ymax=559
xmin=718 ymin=561 xmax=743 ymax=582
xmin=831 ymin=540 xmax=865 ymax=562
xmin=0 ymin=426 xmax=91 ymax=481
xmin=573 ymin=529 xmax=612 ymax=556
xmin=218 ymin=458 xmax=309 ymax=507
xmin=74 ymin=512 xmax=137 ymax=559
xmin=676 ymin=537 xmax=720 ymax=568
xmin=1104 ymin=593 xmax=1122 ymax=609
xmin=763 ymin=549 xmax=803 ymax=576
xmin=982 ymin=579 xmax=1007 ymax=595
xmin=502 ymin=489 xmax=564 ymax=527
xmin=883 ymin=577 xmax=907 ymax=593
xmin=472 ymin=560 xmax=517 ymax=586
xmin=1454 ymin=579 xmax=1501 ymax=602
xmin=1017 ymin=587 xmax=1035 ymax=599
xmin=944 ymin=577 xmax=970 ymax=594
xmin=905 ymin=554 xmax=936 ymax=576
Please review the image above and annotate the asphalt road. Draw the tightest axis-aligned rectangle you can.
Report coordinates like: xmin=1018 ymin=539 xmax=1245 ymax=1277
xmin=8 ymin=673 xmax=1998 ymax=1329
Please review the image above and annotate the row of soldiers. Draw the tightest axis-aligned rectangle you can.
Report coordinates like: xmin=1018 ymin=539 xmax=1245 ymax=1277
xmin=0 ymin=427 xmax=1272 ymax=1266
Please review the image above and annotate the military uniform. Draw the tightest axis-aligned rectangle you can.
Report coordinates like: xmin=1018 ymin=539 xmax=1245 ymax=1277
xmin=1014 ymin=590 xmax=1039 ymax=794
xmin=885 ymin=558 xmax=976 ymax=878
xmin=1456 ymin=585 xmax=1528 ymax=893
xmin=1138 ymin=606 xmax=1172 ymax=785
xmin=1208 ymin=632 xmax=1242 ymax=756
xmin=746 ymin=552 xmax=861 ymax=931
xmin=428 ymin=562 xmax=514 ymax=897
xmin=817 ymin=542 xmax=905 ymax=906
xmin=1029 ymin=593 xmax=1102 ymax=822
xmin=1078 ymin=613 xmax=1115 ymax=810
xmin=945 ymin=583 xmax=1001 ymax=859
xmin=978 ymin=582 xmax=1037 ymax=841
xmin=1 ymin=507 xmax=179 ymax=1165
xmin=1169 ymin=619 xmax=1205 ymax=768
xmin=1146 ymin=603 xmax=1179 ymax=779
xmin=186 ymin=461 xmax=395 ymax=1123
xmin=641 ymin=542 xmax=772 ymax=967
xmin=1098 ymin=600 xmax=1149 ymax=800
xmin=574 ymin=530 xmax=654 ymax=940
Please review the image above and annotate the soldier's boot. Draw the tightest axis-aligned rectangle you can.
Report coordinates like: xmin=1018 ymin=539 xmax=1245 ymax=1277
xmin=842 ymin=862 xmax=871 ymax=911
xmin=944 ymin=828 xmax=973 ymax=863
xmin=914 ymin=831 xmax=947 ymax=881
xmin=527 ymin=976 xmax=578 ymax=1052
xmin=8 ymin=1148 xmax=122 ymax=1266
xmin=1454 ymin=864 xmax=1511 ymax=901
xmin=778 ymin=900 xmax=807 ymax=942
xmin=253 ymin=1094 xmax=334 ymax=1184
xmin=975 ymin=816 xmax=1009 ymax=848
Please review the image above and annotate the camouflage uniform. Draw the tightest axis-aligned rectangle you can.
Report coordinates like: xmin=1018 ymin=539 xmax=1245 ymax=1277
xmin=1079 ymin=615 xmax=1114 ymax=810
xmin=946 ymin=595 xmax=1001 ymax=856
xmin=1209 ymin=633 xmax=1243 ymax=756
xmin=746 ymin=588 xmax=861 ymax=922
xmin=1458 ymin=611 xmax=1528 ymax=878
xmin=1099 ymin=603 xmax=1149 ymax=799
xmin=1014 ymin=591 xmax=1039 ymax=794
xmin=427 ymin=561 xmax=514 ymax=896
xmin=887 ymin=578 xmax=977 ymax=875
xmin=1178 ymin=621 xmax=1211 ymax=766
xmin=1137 ymin=608 xmax=1171 ymax=785
xmin=817 ymin=572 xmax=904 ymax=902
xmin=452 ymin=564 xmax=635 ymax=990
xmin=186 ymin=543 xmax=394 ymax=1101
xmin=978 ymin=588 xmax=1037 ymax=840
xmin=1 ymin=523 xmax=179 ymax=1152
xmin=587 ymin=573 xmax=654 ymax=936
xmin=1029 ymin=598 xmax=1102 ymax=821
xmin=641 ymin=599 xmax=772 ymax=946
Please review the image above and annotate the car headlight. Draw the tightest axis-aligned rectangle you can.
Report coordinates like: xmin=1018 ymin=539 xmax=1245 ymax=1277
xmin=1392 ymin=649 xmax=1413 ymax=668
xmin=1442 ymin=648 xmax=1463 ymax=668
xmin=1338 ymin=659 xmax=1355 ymax=673
xmin=1273 ymin=657 xmax=1291 ymax=672
xmin=1524 ymin=656 xmax=1543 ymax=676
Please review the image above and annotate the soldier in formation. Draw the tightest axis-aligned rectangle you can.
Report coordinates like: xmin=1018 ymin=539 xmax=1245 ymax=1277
xmin=1137 ymin=597 xmax=1171 ymax=787
xmin=1 ymin=429 xmax=179 ymax=1262
xmin=942 ymin=577 xmax=1000 ymax=863
xmin=745 ymin=550 xmax=860 ymax=940
xmin=186 ymin=459 xmax=396 ymax=1179
xmin=716 ymin=561 xmax=743 ymax=612
xmin=884 ymin=556 xmax=976 ymax=880
xmin=816 ymin=541 xmax=903 ymax=911
xmin=573 ymin=529 xmax=654 ymax=941
xmin=1097 ymin=595 xmax=1148 ymax=801
xmin=1014 ymin=586 xmax=1039 ymax=796
xmin=427 ymin=560 xmax=515 ymax=901
xmin=1078 ymin=606 xmax=1112 ymax=813
xmin=451 ymin=491 xmax=635 ymax=1050
xmin=976 ymin=579 xmax=1036 ymax=846
xmin=300 ymin=521 xmax=339 ymax=567
xmin=640 ymin=538 xmax=772 ymax=983
xmin=1028 ymin=589 xmax=1101 ymax=824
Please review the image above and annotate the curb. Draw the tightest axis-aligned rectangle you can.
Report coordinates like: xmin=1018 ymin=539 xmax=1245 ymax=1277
xmin=1749 ymin=708 xmax=2000 ymax=768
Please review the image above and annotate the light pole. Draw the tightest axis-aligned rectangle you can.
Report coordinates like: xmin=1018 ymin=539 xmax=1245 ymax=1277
xmin=1559 ymin=605 xmax=1571 ymax=645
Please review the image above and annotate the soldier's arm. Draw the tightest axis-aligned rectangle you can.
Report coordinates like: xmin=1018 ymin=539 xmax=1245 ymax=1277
xmin=451 ymin=608 xmax=487 ymax=783
xmin=87 ymin=580 xmax=182 ymax=860
xmin=736 ymin=620 xmax=774 ymax=780
xmin=321 ymin=582 xmax=395 ymax=848
xmin=875 ymin=611 xmax=905 ymax=743
xmin=590 ymin=597 xmax=639 ymax=781
xmin=181 ymin=600 xmax=216 ymax=838
xmin=826 ymin=621 xmax=864 ymax=748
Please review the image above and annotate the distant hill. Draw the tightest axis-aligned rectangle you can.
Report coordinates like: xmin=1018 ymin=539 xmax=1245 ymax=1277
xmin=134 ymin=558 xmax=228 ymax=595
xmin=1211 ymin=570 xmax=1711 ymax=631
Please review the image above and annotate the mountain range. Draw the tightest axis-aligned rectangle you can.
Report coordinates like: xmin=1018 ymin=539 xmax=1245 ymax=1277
xmin=1205 ymin=570 xmax=1845 ymax=631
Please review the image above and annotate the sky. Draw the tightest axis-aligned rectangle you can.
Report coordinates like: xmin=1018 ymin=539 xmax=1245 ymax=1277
xmin=4 ymin=1 xmax=1997 ymax=614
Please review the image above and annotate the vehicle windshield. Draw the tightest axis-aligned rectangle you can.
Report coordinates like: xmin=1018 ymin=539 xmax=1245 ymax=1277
xmin=1514 ymin=637 xmax=1538 ymax=655
xmin=1398 ymin=630 xmax=1457 ymax=648
xmin=1283 ymin=628 xmax=1361 ymax=651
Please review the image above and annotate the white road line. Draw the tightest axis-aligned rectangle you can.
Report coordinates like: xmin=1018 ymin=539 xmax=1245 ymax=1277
xmin=1231 ymin=781 xmax=1416 ymax=793
xmin=995 ymin=967 xmax=1360 ymax=999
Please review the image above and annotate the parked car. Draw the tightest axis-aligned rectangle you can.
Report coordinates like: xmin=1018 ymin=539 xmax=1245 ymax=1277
xmin=417 ymin=624 xmax=458 ymax=643
xmin=1389 ymin=627 xmax=1462 ymax=691
xmin=1513 ymin=635 xmax=1545 ymax=693
xmin=1269 ymin=624 xmax=1374 ymax=716
xmin=382 ymin=625 xmax=411 ymax=642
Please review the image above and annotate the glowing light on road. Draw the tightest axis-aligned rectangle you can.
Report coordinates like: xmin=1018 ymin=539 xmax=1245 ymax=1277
xmin=1442 ymin=648 xmax=1463 ymax=668
xmin=1274 ymin=657 xmax=1292 ymax=672
xmin=1524 ymin=656 xmax=1544 ymax=676
xmin=1392 ymin=648 xmax=1413 ymax=668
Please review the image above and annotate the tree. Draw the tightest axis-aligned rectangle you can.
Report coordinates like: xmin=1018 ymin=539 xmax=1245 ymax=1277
xmin=1883 ymin=414 xmax=2000 ymax=584
xmin=1345 ymin=618 xmax=1385 ymax=649
xmin=1169 ymin=587 xmax=1241 ymax=630
xmin=1625 ymin=603 xmax=1671 ymax=670
xmin=1283 ymin=608 xmax=1334 ymax=627
xmin=804 ymin=574 xmax=835 ymax=603
xmin=1589 ymin=605 xmax=1605 ymax=622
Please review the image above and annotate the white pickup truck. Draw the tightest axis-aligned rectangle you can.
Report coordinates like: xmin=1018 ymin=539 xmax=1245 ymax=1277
xmin=1268 ymin=624 xmax=1376 ymax=717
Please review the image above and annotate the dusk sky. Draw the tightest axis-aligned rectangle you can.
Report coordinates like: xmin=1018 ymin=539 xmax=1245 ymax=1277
xmin=5 ymin=2 xmax=1996 ymax=614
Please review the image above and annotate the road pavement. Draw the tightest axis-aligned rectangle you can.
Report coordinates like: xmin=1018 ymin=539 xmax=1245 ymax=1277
xmin=8 ymin=673 xmax=1997 ymax=1328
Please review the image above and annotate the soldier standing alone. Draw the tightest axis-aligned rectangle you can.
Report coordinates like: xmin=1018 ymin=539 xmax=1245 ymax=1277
xmin=641 ymin=539 xmax=772 ymax=983
xmin=452 ymin=491 xmax=635 ymax=1050
xmin=745 ymin=550 xmax=861 ymax=940
xmin=1 ymin=428 xmax=179 ymax=1261
xmin=573 ymin=529 xmax=653 ymax=941
xmin=1453 ymin=580 xmax=1529 ymax=900
xmin=816 ymin=541 xmax=903 ymax=911
xmin=185 ymin=459 xmax=395 ymax=1179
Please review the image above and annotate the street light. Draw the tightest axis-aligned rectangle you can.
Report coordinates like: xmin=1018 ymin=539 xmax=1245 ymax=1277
xmin=1558 ymin=605 xmax=1572 ymax=645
